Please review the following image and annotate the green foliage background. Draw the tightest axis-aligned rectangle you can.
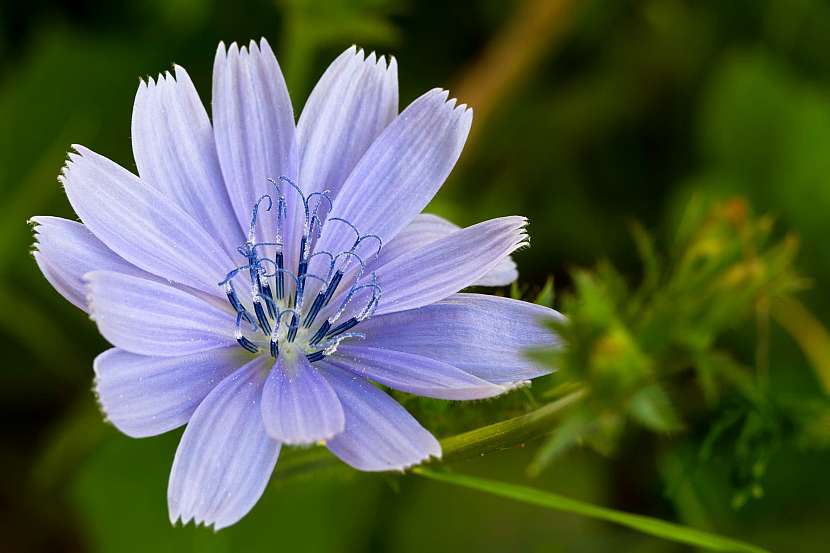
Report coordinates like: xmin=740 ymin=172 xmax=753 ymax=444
xmin=1 ymin=0 xmax=829 ymax=551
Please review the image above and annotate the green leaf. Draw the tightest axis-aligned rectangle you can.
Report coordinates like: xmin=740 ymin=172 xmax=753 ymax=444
xmin=509 ymin=280 xmax=522 ymax=300
xmin=527 ymin=414 xmax=590 ymax=476
xmin=414 ymin=468 xmax=770 ymax=553
xmin=628 ymin=384 xmax=684 ymax=433
xmin=534 ymin=276 xmax=555 ymax=307
xmin=628 ymin=220 xmax=661 ymax=299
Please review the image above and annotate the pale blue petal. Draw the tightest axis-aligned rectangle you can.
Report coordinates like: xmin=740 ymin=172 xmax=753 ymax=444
xmin=31 ymin=216 xmax=149 ymax=312
xmin=94 ymin=347 xmax=246 ymax=437
xmin=297 ymin=46 xmax=397 ymax=201
xmin=372 ymin=216 xmax=527 ymax=315
xmin=86 ymin=271 xmax=235 ymax=356
xmin=331 ymin=345 xmax=506 ymax=400
xmin=374 ymin=213 xmax=518 ymax=287
xmin=60 ymin=146 xmax=236 ymax=296
xmin=358 ymin=293 xmax=564 ymax=384
xmin=372 ymin=213 xmax=458 ymax=267
xmin=131 ymin=65 xmax=244 ymax=254
xmin=311 ymin=89 xmax=472 ymax=270
xmin=261 ymin=354 xmax=344 ymax=444
xmin=320 ymin=363 xmax=441 ymax=471
xmin=473 ymin=257 xmax=519 ymax=287
xmin=212 ymin=39 xmax=303 ymax=268
xmin=168 ymin=357 xmax=280 ymax=530
xmin=33 ymin=252 xmax=85 ymax=311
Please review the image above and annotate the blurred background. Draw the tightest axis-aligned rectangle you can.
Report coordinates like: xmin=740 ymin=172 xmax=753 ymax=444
xmin=2 ymin=0 xmax=830 ymax=551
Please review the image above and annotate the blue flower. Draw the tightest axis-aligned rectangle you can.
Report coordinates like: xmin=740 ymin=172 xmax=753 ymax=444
xmin=31 ymin=40 xmax=563 ymax=529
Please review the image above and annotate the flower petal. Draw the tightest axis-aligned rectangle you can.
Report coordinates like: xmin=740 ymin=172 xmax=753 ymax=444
xmin=372 ymin=213 xmax=458 ymax=266
xmin=375 ymin=213 xmax=518 ymax=287
xmin=86 ymin=271 xmax=235 ymax=356
xmin=473 ymin=257 xmax=519 ymax=287
xmin=212 ymin=39 xmax=303 ymax=267
xmin=319 ymin=363 xmax=441 ymax=471
xmin=31 ymin=216 xmax=149 ymax=312
xmin=372 ymin=216 xmax=527 ymax=315
xmin=358 ymin=293 xmax=564 ymax=384
xmin=94 ymin=347 xmax=246 ymax=437
xmin=168 ymin=356 xmax=280 ymax=530
xmin=331 ymin=345 xmax=506 ymax=400
xmin=131 ymin=66 xmax=244 ymax=254
xmin=312 ymin=88 xmax=472 ymax=265
xmin=33 ymin=252 xmax=84 ymax=311
xmin=60 ymin=146 xmax=236 ymax=295
xmin=297 ymin=46 xmax=397 ymax=201
xmin=261 ymin=354 xmax=344 ymax=444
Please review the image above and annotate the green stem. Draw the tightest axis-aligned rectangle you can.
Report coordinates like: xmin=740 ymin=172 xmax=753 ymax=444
xmin=437 ymin=388 xmax=587 ymax=463
xmin=414 ymin=468 xmax=770 ymax=553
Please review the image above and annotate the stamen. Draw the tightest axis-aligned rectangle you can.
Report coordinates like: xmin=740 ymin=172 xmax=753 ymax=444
xmin=322 ymin=270 xmax=344 ymax=306
xmin=309 ymin=320 xmax=331 ymax=345
xmin=327 ymin=275 xmax=380 ymax=324
xmin=287 ymin=313 xmax=300 ymax=342
xmin=235 ymin=312 xmax=259 ymax=354
xmin=224 ymin=281 xmax=245 ymax=313
xmin=275 ymin=309 xmax=301 ymax=344
xmin=352 ymin=281 xmax=382 ymax=321
xmin=321 ymin=332 xmax=365 ymax=356
xmin=270 ymin=176 xmax=305 ymax=206
xmin=269 ymin=312 xmax=283 ymax=355
xmin=326 ymin=317 xmax=359 ymax=338
xmin=222 ymin=178 xmax=384 ymax=362
xmin=354 ymin=233 xmax=383 ymax=262
xmin=260 ymin=281 xmax=276 ymax=318
xmin=306 ymin=190 xmax=332 ymax=241
xmin=219 ymin=264 xmax=251 ymax=286
xmin=307 ymin=250 xmax=336 ymax=281
xmin=253 ymin=296 xmax=271 ymax=334
xmin=275 ymin=252 xmax=285 ymax=299
xmin=332 ymin=250 xmax=366 ymax=276
xmin=327 ymin=217 xmax=361 ymax=249
xmin=248 ymin=194 xmax=273 ymax=240
xmin=295 ymin=235 xmax=308 ymax=305
xmin=237 ymin=336 xmax=259 ymax=354
xmin=303 ymin=292 xmax=327 ymax=328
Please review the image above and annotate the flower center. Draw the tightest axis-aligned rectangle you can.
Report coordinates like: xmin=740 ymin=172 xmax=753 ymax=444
xmin=220 ymin=177 xmax=382 ymax=362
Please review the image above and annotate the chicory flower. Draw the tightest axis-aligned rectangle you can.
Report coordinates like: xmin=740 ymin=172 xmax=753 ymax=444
xmin=31 ymin=39 xmax=563 ymax=529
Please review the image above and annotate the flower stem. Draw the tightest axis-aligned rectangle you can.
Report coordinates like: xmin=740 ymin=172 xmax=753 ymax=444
xmin=437 ymin=387 xmax=587 ymax=464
